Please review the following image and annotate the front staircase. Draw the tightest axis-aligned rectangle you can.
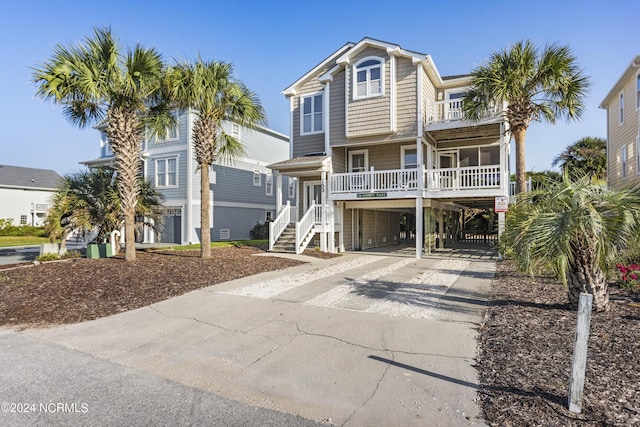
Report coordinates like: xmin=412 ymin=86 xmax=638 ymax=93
xmin=271 ymin=224 xmax=296 ymax=253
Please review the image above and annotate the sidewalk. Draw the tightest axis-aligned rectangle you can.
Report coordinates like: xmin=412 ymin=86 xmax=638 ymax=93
xmin=18 ymin=250 xmax=494 ymax=425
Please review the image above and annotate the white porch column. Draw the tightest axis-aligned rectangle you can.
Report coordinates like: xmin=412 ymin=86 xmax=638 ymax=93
xmin=438 ymin=209 xmax=444 ymax=249
xmin=321 ymin=171 xmax=327 ymax=252
xmin=415 ymin=197 xmax=423 ymax=258
xmin=338 ymin=202 xmax=345 ymax=252
xmin=275 ymin=173 xmax=283 ymax=215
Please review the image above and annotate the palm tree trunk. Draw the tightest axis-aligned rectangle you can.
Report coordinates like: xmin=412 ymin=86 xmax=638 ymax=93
xmin=200 ymin=163 xmax=211 ymax=259
xmin=566 ymin=246 xmax=610 ymax=312
xmin=514 ymin=128 xmax=527 ymax=194
xmin=107 ymin=106 xmax=142 ymax=262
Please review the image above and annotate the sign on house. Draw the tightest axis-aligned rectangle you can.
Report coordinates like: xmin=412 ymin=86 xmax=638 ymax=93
xmin=494 ymin=196 xmax=509 ymax=212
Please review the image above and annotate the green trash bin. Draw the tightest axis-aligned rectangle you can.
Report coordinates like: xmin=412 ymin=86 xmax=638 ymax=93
xmin=86 ymin=243 xmax=114 ymax=258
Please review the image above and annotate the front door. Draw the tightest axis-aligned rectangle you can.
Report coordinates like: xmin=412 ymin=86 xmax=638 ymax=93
xmin=304 ymin=181 xmax=322 ymax=212
xmin=438 ymin=151 xmax=458 ymax=189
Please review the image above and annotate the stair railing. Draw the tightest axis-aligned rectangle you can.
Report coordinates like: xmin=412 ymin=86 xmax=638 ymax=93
xmin=295 ymin=201 xmax=316 ymax=254
xmin=269 ymin=201 xmax=291 ymax=251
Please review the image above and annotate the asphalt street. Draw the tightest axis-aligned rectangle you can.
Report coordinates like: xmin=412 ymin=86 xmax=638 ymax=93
xmin=0 ymin=330 xmax=323 ymax=427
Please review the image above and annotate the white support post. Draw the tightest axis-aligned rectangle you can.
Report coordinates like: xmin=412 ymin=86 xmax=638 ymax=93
xmin=321 ymin=171 xmax=327 ymax=252
xmin=438 ymin=209 xmax=444 ymax=249
xmin=338 ymin=202 xmax=345 ymax=252
xmin=276 ymin=173 xmax=283 ymax=215
xmin=568 ymin=293 xmax=593 ymax=414
xmin=415 ymin=197 xmax=423 ymax=258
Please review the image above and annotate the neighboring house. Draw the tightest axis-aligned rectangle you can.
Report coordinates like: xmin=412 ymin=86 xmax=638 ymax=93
xmin=82 ymin=111 xmax=294 ymax=244
xmin=599 ymin=55 xmax=640 ymax=190
xmin=268 ymin=38 xmax=510 ymax=258
xmin=0 ymin=165 xmax=61 ymax=226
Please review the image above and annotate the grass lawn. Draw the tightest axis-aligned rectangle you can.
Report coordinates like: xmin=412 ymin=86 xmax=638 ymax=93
xmin=0 ymin=236 xmax=53 ymax=248
xmin=171 ymin=239 xmax=267 ymax=251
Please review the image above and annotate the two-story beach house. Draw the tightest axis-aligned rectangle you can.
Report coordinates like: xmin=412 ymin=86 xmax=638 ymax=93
xmin=268 ymin=38 xmax=510 ymax=258
xmin=599 ymin=55 xmax=640 ymax=190
xmin=83 ymin=110 xmax=294 ymax=244
xmin=0 ymin=165 xmax=61 ymax=227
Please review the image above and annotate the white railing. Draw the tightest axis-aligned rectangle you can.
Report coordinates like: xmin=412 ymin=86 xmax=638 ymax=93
xmin=269 ymin=201 xmax=291 ymax=251
xmin=509 ymin=178 xmax=533 ymax=196
xmin=331 ymin=168 xmax=420 ymax=193
xmin=425 ymin=165 xmax=501 ymax=191
xmin=295 ymin=202 xmax=316 ymax=254
xmin=429 ymin=100 xmax=502 ymax=123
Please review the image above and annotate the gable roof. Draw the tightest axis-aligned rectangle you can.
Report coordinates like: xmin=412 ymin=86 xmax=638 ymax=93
xmin=599 ymin=55 xmax=640 ymax=108
xmin=0 ymin=165 xmax=62 ymax=190
xmin=283 ymin=37 xmax=461 ymax=97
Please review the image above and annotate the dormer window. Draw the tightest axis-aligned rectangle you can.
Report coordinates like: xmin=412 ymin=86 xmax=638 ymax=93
xmin=354 ymin=57 xmax=384 ymax=99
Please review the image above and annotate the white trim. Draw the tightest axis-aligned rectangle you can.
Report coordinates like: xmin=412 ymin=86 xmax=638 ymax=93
xmin=417 ymin=64 xmax=423 ymax=135
xmin=352 ymin=56 xmax=385 ymax=100
xmin=324 ymin=82 xmax=331 ymax=158
xmin=348 ymin=149 xmax=369 ymax=172
xmin=390 ymin=54 xmax=396 ymax=132
xmin=345 ymin=62 xmax=350 ymax=136
xmin=289 ymin=96 xmax=294 ymax=159
xmin=636 ymin=71 xmax=640 ymax=111
xmin=299 ymin=91 xmax=324 ymax=135
xmin=283 ymin=42 xmax=354 ymax=96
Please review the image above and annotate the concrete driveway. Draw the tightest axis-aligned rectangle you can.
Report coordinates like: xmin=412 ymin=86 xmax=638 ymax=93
xmin=8 ymin=250 xmax=494 ymax=426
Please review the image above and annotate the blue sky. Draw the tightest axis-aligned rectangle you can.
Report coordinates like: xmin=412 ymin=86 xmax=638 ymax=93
xmin=2 ymin=0 xmax=638 ymax=175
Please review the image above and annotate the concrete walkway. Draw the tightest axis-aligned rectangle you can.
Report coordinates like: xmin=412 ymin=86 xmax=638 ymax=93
xmin=6 ymin=249 xmax=494 ymax=426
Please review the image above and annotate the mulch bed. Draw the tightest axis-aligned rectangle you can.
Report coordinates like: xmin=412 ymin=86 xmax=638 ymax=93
xmin=479 ymin=260 xmax=640 ymax=426
xmin=0 ymin=246 xmax=306 ymax=327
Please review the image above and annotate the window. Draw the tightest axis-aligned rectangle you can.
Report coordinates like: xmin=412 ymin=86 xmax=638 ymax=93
xmin=620 ymin=92 xmax=625 ymax=124
xmin=354 ymin=57 xmax=383 ymax=99
xmin=621 ymin=145 xmax=628 ymax=178
xmin=149 ymin=114 xmax=179 ymax=144
xmin=349 ymin=150 xmax=368 ymax=172
xmin=288 ymin=178 xmax=296 ymax=198
xmin=20 ymin=215 xmax=27 ymax=225
xmin=253 ymin=170 xmax=261 ymax=186
xmin=265 ymin=211 xmax=273 ymax=221
xmin=156 ymin=157 xmax=177 ymax=187
xmin=231 ymin=122 xmax=240 ymax=139
xmin=301 ymin=93 xmax=323 ymax=134
xmin=401 ymin=146 xmax=418 ymax=169
xmin=265 ymin=174 xmax=273 ymax=196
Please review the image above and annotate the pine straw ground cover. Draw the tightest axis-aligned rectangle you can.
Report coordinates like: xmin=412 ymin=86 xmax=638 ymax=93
xmin=0 ymin=246 xmax=307 ymax=326
xmin=479 ymin=260 xmax=640 ymax=426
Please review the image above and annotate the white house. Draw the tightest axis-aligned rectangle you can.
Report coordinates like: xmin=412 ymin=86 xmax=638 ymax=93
xmin=0 ymin=164 xmax=61 ymax=226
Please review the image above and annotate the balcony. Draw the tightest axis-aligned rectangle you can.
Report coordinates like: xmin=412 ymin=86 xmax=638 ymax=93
xmin=330 ymin=166 xmax=508 ymax=200
xmin=427 ymin=100 xmax=503 ymax=129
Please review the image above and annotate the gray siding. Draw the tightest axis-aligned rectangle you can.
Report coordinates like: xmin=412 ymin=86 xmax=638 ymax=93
xmin=346 ymin=46 xmax=392 ymax=137
xmin=212 ymin=165 xmax=275 ymax=205
xmin=212 ymin=206 xmax=270 ymax=241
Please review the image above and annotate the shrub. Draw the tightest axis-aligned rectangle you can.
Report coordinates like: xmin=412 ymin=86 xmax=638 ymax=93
xmin=615 ymin=263 xmax=640 ymax=291
xmin=250 ymin=221 xmax=269 ymax=239
xmin=0 ymin=224 xmax=47 ymax=237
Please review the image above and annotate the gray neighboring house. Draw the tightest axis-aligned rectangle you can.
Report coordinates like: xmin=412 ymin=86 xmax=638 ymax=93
xmin=82 ymin=110 xmax=295 ymax=244
xmin=0 ymin=165 xmax=62 ymax=227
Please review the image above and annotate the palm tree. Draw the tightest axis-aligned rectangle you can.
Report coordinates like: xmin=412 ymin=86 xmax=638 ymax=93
xmin=169 ymin=60 xmax=265 ymax=258
xmin=46 ymin=168 xmax=164 ymax=253
xmin=33 ymin=27 xmax=173 ymax=261
xmin=552 ymin=137 xmax=607 ymax=182
xmin=463 ymin=40 xmax=590 ymax=194
xmin=500 ymin=175 xmax=640 ymax=311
